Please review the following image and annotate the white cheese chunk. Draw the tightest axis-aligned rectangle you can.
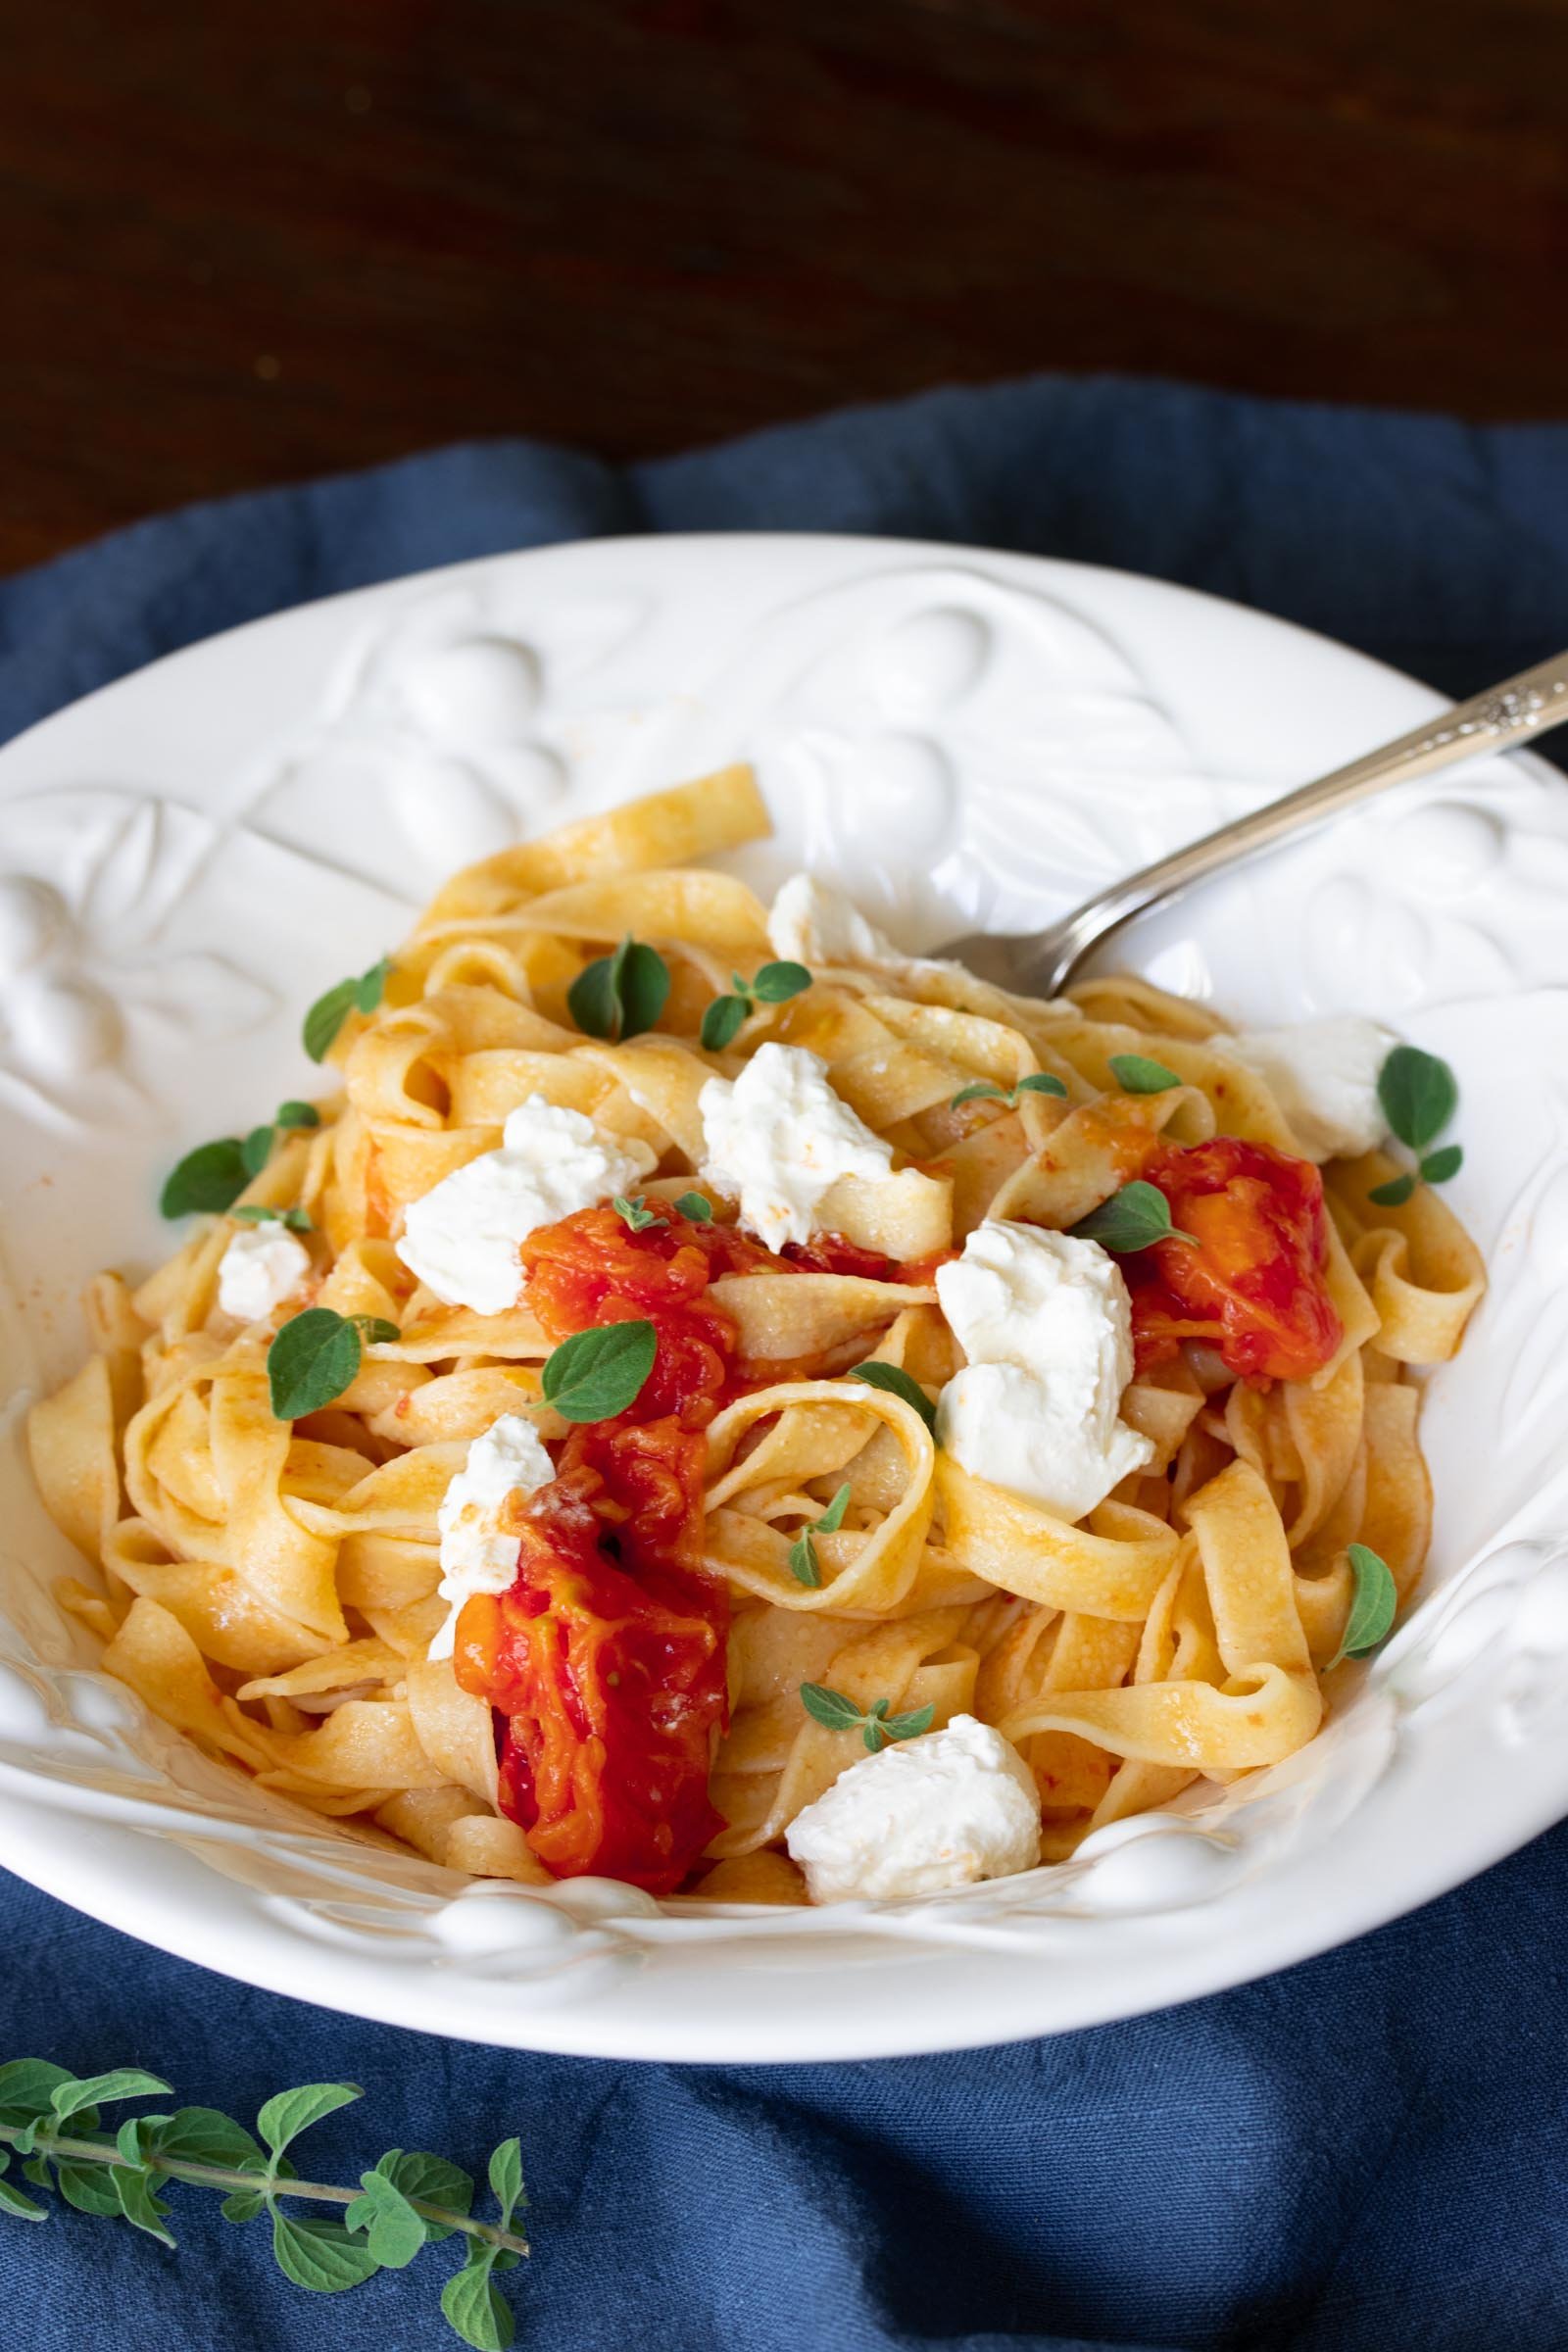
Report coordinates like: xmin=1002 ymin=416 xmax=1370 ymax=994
xmin=1224 ymin=1016 xmax=1396 ymax=1163
xmin=766 ymin=873 xmax=904 ymax=968
xmin=429 ymin=1413 xmax=556 ymax=1659
xmin=395 ymin=1096 xmax=656 ymax=1315
xmin=935 ymin=1219 xmax=1153 ymax=1521
xmin=217 ymin=1222 xmax=311 ymax=1322
xmin=785 ymin=1714 xmax=1041 ymax=1902
xmin=698 ymin=1041 xmax=894 ymax=1252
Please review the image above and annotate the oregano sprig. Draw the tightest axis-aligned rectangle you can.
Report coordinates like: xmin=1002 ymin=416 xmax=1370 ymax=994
xmin=1368 ymin=1045 xmax=1463 ymax=1208
xmin=700 ymin=960 xmax=811 ymax=1052
xmin=161 ymin=1101 xmax=322 ymax=1220
xmin=845 ymin=1360 xmax=938 ymax=1433
xmin=612 ymin=1195 xmax=663 ymax=1234
xmin=1069 ymin=1180 xmax=1196 ymax=1253
xmin=268 ymin=1308 xmax=400 ymax=1420
xmin=799 ymin=1684 xmax=936 ymax=1753
xmin=566 ymin=935 xmax=670 ymax=1044
xmin=949 ymin=1071 xmax=1067 ymax=1111
xmin=304 ymin=958 xmax=392 ymax=1063
xmin=232 ymin=1204 xmax=314 ymax=1233
xmin=788 ymin=1482 xmax=852 ymax=1588
xmin=0 ymin=2059 xmax=527 ymax=2348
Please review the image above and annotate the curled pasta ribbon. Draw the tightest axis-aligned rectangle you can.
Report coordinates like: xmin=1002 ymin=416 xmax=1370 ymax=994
xmin=1329 ymin=1154 xmax=1485 ymax=1363
xmin=1001 ymin=1462 xmax=1321 ymax=1773
xmin=705 ymin=1380 xmax=936 ymax=1613
xmin=936 ymin=1454 xmax=1180 ymax=1621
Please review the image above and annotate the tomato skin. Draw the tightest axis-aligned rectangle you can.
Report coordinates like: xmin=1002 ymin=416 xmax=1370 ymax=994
xmin=1125 ymin=1137 xmax=1342 ymax=1385
xmin=454 ymin=1455 xmax=727 ymax=1895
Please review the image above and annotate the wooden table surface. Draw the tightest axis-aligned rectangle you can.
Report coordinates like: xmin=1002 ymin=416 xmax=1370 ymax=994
xmin=6 ymin=0 xmax=1566 ymax=573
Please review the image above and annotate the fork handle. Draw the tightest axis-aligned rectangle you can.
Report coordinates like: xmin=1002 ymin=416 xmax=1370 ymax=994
xmin=1035 ymin=645 xmax=1568 ymax=993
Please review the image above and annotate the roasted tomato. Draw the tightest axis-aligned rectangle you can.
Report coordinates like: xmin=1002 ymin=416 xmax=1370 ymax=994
xmin=781 ymin=1231 xmax=894 ymax=1280
xmin=453 ymin=1441 xmax=727 ymax=1894
xmin=1124 ymin=1136 xmax=1342 ymax=1385
xmin=520 ymin=1201 xmax=746 ymax=1430
xmin=452 ymin=1203 xmax=739 ymax=1890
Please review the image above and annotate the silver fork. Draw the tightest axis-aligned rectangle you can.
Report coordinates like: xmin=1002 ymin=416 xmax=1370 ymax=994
xmin=938 ymin=646 xmax=1568 ymax=999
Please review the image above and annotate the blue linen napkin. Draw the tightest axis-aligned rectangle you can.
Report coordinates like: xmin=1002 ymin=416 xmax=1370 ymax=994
xmin=4 ymin=374 xmax=1568 ymax=2352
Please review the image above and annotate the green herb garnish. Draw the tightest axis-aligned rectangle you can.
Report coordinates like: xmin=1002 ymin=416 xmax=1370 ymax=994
xmin=845 ymin=1361 xmax=937 ymax=1433
xmin=1368 ymin=1045 xmax=1463 ymax=1206
xmin=948 ymin=1071 xmax=1068 ymax=1111
xmin=303 ymin=958 xmax=392 ymax=1063
xmin=673 ymin=1191 xmax=714 ymax=1223
xmin=1326 ymin=1543 xmax=1398 ymax=1669
xmin=700 ymin=960 xmax=811 ymax=1053
xmin=0 ymin=2056 xmax=526 ymax=2347
xmin=232 ymin=1204 xmax=314 ymax=1233
xmin=787 ymin=1482 xmax=852 ymax=1588
xmin=160 ymin=1139 xmax=250 ymax=1218
xmin=566 ymin=936 xmax=670 ymax=1044
xmin=540 ymin=1321 xmax=658 ymax=1423
xmin=612 ymin=1195 xmax=663 ymax=1234
xmin=1106 ymin=1053 xmax=1182 ymax=1094
xmin=267 ymin=1309 xmax=398 ymax=1420
xmin=1070 ymin=1180 xmax=1196 ymax=1254
xmin=799 ymin=1684 xmax=936 ymax=1753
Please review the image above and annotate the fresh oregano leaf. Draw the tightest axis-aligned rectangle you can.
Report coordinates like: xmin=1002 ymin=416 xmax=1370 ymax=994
xmin=232 ymin=1203 xmax=314 ymax=1232
xmin=1420 ymin=1144 xmax=1463 ymax=1185
xmin=950 ymin=1081 xmax=1007 ymax=1109
xmin=1070 ymin=1180 xmax=1196 ymax=1254
xmin=113 ymin=2164 xmax=175 ymax=2247
xmin=567 ymin=936 xmax=669 ymax=1042
xmin=267 ymin=1310 xmax=364 ymax=1419
xmin=220 ymin=2187 xmax=269 ymax=2225
xmin=612 ymin=1194 xmax=663 ymax=1233
xmin=373 ymin=2148 xmax=473 ymax=2243
xmin=355 ymin=957 xmax=393 ymax=1016
xmin=798 ymin=1683 xmax=868 ymax=1734
xmin=160 ymin=1139 xmax=249 ymax=1218
xmin=0 ymin=2168 xmax=47 ymax=2223
xmin=487 ymin=2137 xmax=525 ymax=2234
xmin=348 ymin=1314 xmax=401 ymax=1346
xmin=1014 ymin=1071 xmax=1068 ymax=1100
xmin=845 ymin=1360 xmax=937 ymax=1433
xmin=50 ymin=2069 xmax=172 ymax=2124
xmin=1367 ymin=1172 xmax=1417 ymax=1208
xmin=1378 ymin=1044 xmax=1457 ymax=1153
xmin=276 ymin=1101 xmax=320 ymax=1129
xmin=673 ymin=1191 xmax=713 ymax=1222
xmin=540 ymin=1322 xmax=658 ymax=1423
xmin=1107 ymin=1053 xmax=1182 ymax=1094
xmin=442 ymin=2247 xmax=514 ymax=2351
xmin=1328 ymin=1543 xmax=1398 ymax=1669
xmin=787 ymin=1532 xmax=821 ymax=1588
xmin=302 ymin=978 xmax=360 ymax=1063
xmin=345 ymin=2165 xmax=427 ymax=2268
xmin=147 ymin=2107 xmax=266 ymax=2170
xmin=0 ymin=2060 xmax=74 ymax=2125
xmin=256 ymin=2082 xmax=364 ymax=2164
xmin=699 ymin=993 xmax=749 ymax=1053
xmin=950 ymin=1073 xmax=1067 ymax=1111
xmin=751 ymin=959 xmax=811 ymax=1004
xmin=241 ymin=1124 xmax=275 ymax=1177
xmin=21 ymin=2156 xmax=52 ymax=2190
xmin=814 ymin=1482 xmax=852 ymax=1534
xmin=54 ymin=2161 xmax=122 ymax=2217
xmin=271 ymin=2211 xmax=382 ymax=2292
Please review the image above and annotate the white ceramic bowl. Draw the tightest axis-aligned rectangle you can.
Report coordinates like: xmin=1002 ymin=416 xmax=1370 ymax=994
xmin=2 ymin=533 xmax=1566 ymax=2064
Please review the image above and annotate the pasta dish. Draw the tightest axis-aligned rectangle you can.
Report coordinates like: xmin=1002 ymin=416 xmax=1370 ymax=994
xmin=26 ymin=767 xmax=1485 ymax=1907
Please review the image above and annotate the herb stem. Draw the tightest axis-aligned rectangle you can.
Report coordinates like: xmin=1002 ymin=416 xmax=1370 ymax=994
xmin=0 ymin=2124 xmax=528 ymax=2255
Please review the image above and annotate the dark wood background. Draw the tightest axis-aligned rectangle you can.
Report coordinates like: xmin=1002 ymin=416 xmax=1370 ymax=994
xmin=6 ymin=0 xmax=1568 ymax=574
